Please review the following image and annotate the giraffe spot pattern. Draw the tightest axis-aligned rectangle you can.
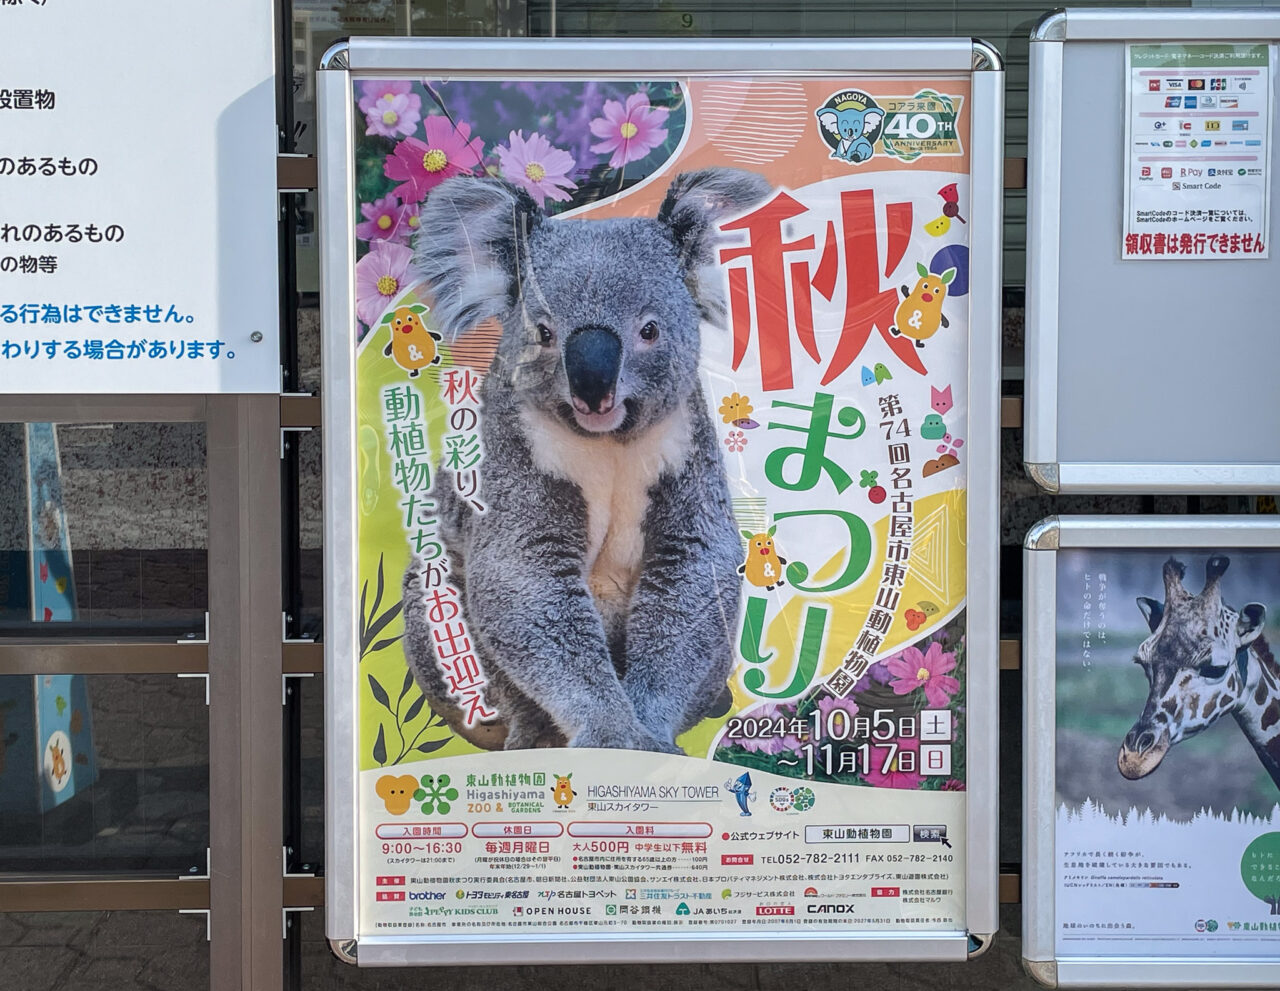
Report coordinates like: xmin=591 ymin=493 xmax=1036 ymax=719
xmin=1262 ymin=699 xmax=1280 ymax=733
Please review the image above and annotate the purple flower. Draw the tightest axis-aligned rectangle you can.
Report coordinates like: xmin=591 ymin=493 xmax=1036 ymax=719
xmin=365 ymin=91 xmax=421 ymax=139
xmin=358 ymin=80 xmax=413 ymax=114
xmin=355 ymin=195 xmax=421 ymax=244
xmin=495 ymin=131 xmax=577 ymax=204
xmin=354 ymin=240 xmax=413 ymax=327
xmin=590 ymin=92 xmax=669 ymax=168
xmin=815 ymin=695 xmax=859 ymax=740
xmin=729 ymin=703 xmax=803 ymax=755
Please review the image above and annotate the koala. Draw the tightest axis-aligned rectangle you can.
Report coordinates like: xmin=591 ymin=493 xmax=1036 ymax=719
xmin=401 ymin=167 xmax=771 ymax=754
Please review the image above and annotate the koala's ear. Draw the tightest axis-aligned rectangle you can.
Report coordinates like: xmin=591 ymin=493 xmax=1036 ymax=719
xmin=657 ymin=168 xmax=772 ymax=323
xmin=413 ymin=176 xmax=541 ymax=337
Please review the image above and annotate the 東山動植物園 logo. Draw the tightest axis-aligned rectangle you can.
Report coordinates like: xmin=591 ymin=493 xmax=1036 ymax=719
xmin=817 ymin=88 xmax=964 ymax=165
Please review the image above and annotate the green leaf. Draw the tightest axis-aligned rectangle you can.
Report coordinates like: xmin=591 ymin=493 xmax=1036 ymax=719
xmin=409 ymin=305 xmax=427 ymax=314
xmin=367 ymin=673 xmax=392 ymax=713
xmin=372 ymin=724 xmax=387 ymax=766
xmin=916 ymin=261 xmax=928 ymax=278
xmin=416 ymin=737 xmax=450 ymax=754
xmin=939 ymin=267 xmax=957 ymax=285
xmin=380 ymin=313 xmax=395 ymax=325
xmin=370 ymin=634 xmax=403 ymax=654
xmin=398 ymin=669 xmax=414 ymax=703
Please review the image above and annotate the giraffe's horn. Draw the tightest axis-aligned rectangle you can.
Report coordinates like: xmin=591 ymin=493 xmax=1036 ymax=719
xmin=1163 ymin=557 xmax=1188 ymax=599
xmin=1202 ymin=554 xmax=1230 ymax=596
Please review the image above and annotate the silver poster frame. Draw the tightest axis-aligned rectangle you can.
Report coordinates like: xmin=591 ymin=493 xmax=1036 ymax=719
xmin=1024 ymin=9 xmax=1280 ymax=494
xmin=319 ymin=36 xmax=1004 ymax=966
xmin=1023 ymin=514 xmax=1280 ymax=988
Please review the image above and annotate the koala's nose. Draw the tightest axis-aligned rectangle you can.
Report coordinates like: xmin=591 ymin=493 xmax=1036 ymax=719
xmin=563 ymin=325 xmax=621 ymax=414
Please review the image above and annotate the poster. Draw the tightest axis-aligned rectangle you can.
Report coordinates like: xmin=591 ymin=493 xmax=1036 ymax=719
xmin=0 ymin=0 xmax=278 ymax=392
xmin=1123 ymin=43 xmax=1273 ymax=259
xmin=347 ymin=73 xmax=975 ymax=940
xmin=1054 ymin=548 xmax=1280 ymax=956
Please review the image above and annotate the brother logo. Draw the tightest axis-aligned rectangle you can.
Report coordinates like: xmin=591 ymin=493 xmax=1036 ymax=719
xmin=408 ymin=891 xmax=446 ymax=901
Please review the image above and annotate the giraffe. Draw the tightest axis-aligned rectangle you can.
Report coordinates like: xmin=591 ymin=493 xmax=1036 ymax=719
xmin=1117 ymin=555 xmax=1280 ymax=791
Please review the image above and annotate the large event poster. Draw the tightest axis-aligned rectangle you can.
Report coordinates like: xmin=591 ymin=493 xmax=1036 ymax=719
xmin=1123 ymin=43 xmax=1273 ymax=260
xmin=348 ymin=74 xmax=973 ymax=939
xmin=1055 ymin=549 xmax=1280 ymax=956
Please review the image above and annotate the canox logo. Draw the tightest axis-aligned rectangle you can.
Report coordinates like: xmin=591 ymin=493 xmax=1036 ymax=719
xmin=816 ymin=89 xmax=964 ymax=165
xmin=807 ymin=904 xmax=858 ymax=914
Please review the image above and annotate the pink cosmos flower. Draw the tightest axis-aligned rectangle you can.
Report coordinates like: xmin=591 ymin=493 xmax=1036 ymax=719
xmin=884 ymin=641 xmax=960 ymax=709
xmin=729 ymin=703 xmax=803 ymax=755
xmin=496 ymin=131 xmax=577 ymax=204
xmin=354 ymin=240 xmax=413 ymax=327
xmin=355 ymin=196 xmax=422 ymax=244
xmin=861 ymin=736 xmax=922 ymax=790
xmin=941 ymin=779 xmax=966 ymax=791
xmin=385 ymin=117 xmax=484 ymax=202
xmin=357 ymin=80 xmax=413 ymax=114
xmin=815 ymin=695 xmax=859 ymax=740
xmin=589 ymin=92 xmax=669 ymax=168
xmin=365 ymin=91 xmax=422 ymax=139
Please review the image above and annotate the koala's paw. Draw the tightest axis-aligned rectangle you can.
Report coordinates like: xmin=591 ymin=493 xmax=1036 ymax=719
xmin=569 ymin=725 xmax=681 ymax=755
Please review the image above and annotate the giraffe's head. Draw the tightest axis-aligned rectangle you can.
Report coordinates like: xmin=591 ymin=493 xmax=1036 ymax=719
xmin=1118 ymin=555 xmax=1267 ymax=780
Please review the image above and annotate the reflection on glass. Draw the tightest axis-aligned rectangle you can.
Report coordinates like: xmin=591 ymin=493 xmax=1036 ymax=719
xmin=0 ymin=423 xmax=207 ymax=639
xmin=0 ymin=674 xmax=209 ymax=876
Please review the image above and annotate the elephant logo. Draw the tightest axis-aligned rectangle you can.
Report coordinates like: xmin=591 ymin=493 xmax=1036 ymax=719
xmin=816 ymin=90 xmax=885 ymax=165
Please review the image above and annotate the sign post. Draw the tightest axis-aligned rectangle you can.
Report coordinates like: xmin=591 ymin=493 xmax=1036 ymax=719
xmin=320 ymin=37 xmax=1003 ymax=965
xmin=1 ymin=0 xmax=279 ymax=393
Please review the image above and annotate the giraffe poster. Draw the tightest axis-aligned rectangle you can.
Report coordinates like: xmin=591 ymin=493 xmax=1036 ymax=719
xmin=1054 ymin=548 xmax=1280 ymax=956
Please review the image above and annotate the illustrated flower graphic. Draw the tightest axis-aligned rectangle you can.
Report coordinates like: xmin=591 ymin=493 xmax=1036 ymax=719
xmin=884 ymin=641 xmax=960 ymax=708
xmin=495 ymin=130 xmax=578 ymax=204
xmin=413 ymin=773 xmax=459 ymax=815
xmin=355 ymin=194 xmax=422 ymax=244
xmin=354 ymin=240 xmax=413 ymax=327
xmin=718 ymin=392 xmax=753 ymax=425
xmin=385 ymin=116 xmax=484 ymax=202
xmin=859 ymin=469 xmax=879 ymax=488
xmin=862 ymin=736 xmax=923 ymax=790
xmin=590 ymin=92 xmax=669 ymax=168
xmin=357 ymin=80 xmax=414 ymax=114
xmin=365 ymin=91 xmax=422 ymax=139
xmin=724 ymin=429 xmax=747 ymax=452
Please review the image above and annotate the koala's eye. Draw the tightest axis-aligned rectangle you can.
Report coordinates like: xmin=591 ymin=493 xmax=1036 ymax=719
xmin=536 ymin=323 xmax=554 ymax=346
xmin=639 ymin=320 xmax=659 ymax=342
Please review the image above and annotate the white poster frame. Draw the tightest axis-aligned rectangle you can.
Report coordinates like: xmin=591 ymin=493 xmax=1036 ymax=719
xmin=1023 ymin=514 xmax=1280 ymax=988
xmin=318 ymin=36 xmax=1004 ymax=966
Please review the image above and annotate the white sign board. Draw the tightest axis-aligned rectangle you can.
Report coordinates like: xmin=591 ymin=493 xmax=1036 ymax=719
xmin=1123 ymin=42 xmax=1273 ymax=260
xmin=1 ymin=0 xmax=279 ymax=393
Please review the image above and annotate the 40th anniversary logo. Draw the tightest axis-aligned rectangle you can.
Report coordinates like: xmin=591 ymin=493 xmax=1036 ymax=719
xmin=815 ymin=89 xmax=964 ymax=165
